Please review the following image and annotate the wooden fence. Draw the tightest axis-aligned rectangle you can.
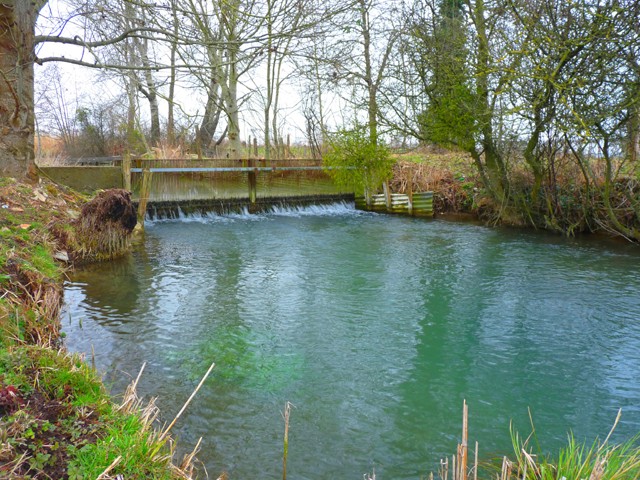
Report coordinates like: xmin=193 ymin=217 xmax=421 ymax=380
xmin=355 ymin=192 xmax=434 ymax=216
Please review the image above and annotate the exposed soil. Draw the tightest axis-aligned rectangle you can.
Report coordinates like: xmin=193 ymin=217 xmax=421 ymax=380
xmin=0 ymin=388 xmax=102 ymax=480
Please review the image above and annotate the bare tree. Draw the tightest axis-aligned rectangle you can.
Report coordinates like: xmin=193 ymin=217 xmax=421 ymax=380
xmin=1 ymin=0 xmax=175 ymax=178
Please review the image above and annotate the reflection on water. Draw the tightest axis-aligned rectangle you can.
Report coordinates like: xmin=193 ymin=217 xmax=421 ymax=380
xmin=63 ymin=206 xmax=640 ymax=479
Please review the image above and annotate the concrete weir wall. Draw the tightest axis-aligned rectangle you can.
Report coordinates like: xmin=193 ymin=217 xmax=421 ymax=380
xmin=139 ymin=194 xmax=356 ymax=219
xmin=39 ymin=166 xmax=123 ymax=192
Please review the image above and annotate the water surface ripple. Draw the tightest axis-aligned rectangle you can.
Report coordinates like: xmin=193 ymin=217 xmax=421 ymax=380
xmin=62 ymin=205 xmax=640 ymax=479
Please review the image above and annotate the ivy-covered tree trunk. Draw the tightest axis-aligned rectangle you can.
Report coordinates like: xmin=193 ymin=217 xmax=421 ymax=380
xmin=0 ymin=1 xmax=46 ymax=180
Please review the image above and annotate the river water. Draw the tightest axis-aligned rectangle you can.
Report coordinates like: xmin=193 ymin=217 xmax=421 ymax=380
xmin=62 ymin=203 xmax=640 ymax=479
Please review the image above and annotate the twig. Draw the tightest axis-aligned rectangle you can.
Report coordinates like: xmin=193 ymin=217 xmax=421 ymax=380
xmin=599 ymin=408 xmax=622 ymax=452
xmin=159 ymin=362 xmax=215 ymax=442
xmin=96 ymin=455 xmax=122 ymax=479
xmin=474 ymin=441 xmax=478 ymax=480
xmin=0 ymin=67 xmax=21 ymax=125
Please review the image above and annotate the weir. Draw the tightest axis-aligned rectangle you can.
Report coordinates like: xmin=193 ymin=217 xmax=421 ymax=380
xmin=41 ymin=156 xmax=434 ymax=219
xmin=140 ymin=194 xmax=356 ymax=219
xmin=125 ymin=157 xmax=354 ymax=220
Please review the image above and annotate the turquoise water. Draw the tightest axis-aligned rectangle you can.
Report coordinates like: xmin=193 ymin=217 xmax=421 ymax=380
xmin=62 ymin=204 xmax=640 ymax=479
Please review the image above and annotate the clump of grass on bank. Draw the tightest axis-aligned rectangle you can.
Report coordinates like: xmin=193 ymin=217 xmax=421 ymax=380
xmin=498 ymin=411 xmax=640 ymax=480
xmin=434 ymin=403 xmax=640 ymax=480
xmin=0 ymin=177 xmax=201 ymax=479
xmin=501 ymin=432 xmax=640 ymax=480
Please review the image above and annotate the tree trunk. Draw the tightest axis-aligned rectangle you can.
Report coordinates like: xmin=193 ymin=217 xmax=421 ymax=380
xmin=264 ymin=0 xmax=273 ymax=160
xmin=629 ymin=105 xmax=640 ymax=164
xmin=0 ymin=1 xmax=45 ymax=180
xmin=137 ymin=37 xmax=160 ymax=146
xmin=198 ymin=76 xmax=223 ymax=151
xmin=225 ymin=58 xmax=241 ymax=160
xmin=166 ymin=0 xmax=179 ymax=145
xmin=471 ymin=0 xmax=506 ymax=201
xmin=359 ymin=0 xmax=378 ymax=144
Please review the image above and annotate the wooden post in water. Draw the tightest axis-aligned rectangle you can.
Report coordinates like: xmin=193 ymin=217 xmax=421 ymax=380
xmin=407 ymin=177 xmax=413 ymax=215
xmin=383 ymin=181 xmax=392 ymax=210
xmin=122 ymin=153 xmax=131 ymax=191
xmin=137 ymin=168 xmax=153 ymax=228
xmin=248 ymin=158 xmax=257 ymax=205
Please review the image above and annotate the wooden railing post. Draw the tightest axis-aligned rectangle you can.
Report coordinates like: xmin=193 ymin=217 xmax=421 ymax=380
xmin=122 ymin=153 xmax=131 ymax=191
xmin=248 ymin=158 xmax=257 ymax=205
xmin=383 ymin=180 xmax=392 ymax=210
xmin=137 ymin=168 xmax=153 ymax=228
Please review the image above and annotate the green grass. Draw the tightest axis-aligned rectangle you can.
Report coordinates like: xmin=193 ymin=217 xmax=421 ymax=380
xmin=68 ymin=412 xmax=175 ymax=480
xmin=21 ymin=244 xmax=61 ymax=281
xmin=0 ymin=345 xmax=190 ymax=479
xmin=512 ymin=436 xmax=640 ymax=479
xmin=502 ymin=421 xmax=640 ymax=480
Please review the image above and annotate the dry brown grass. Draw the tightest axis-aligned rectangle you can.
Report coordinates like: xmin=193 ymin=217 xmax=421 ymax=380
xmin=389 ymin=159 xmax=478 ymax=214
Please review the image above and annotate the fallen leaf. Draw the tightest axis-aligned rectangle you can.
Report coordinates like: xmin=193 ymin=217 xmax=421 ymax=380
xmin=9 ymin=207 xmax=24 ymax=212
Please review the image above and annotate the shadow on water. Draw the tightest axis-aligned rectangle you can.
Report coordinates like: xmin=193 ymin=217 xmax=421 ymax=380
xmin=62 ymin=209 xmax=640 ymax=479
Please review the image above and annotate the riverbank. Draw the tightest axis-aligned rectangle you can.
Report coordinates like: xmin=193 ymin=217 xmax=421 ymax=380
xmin=0 ymin=177 xmax=199 ymax=478
xmin=389 ymin=147 xmax=640 ymax=241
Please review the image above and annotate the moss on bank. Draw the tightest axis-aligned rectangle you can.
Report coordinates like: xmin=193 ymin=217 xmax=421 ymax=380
xmin=0 ymin=178 xmax=198 ymax=479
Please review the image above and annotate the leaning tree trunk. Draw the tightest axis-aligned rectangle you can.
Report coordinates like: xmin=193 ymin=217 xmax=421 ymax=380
xmin=0 ymin=1 xmax=45 ymax=181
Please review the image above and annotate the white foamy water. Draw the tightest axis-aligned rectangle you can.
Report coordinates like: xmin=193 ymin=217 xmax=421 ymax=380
xmin=145 ymin=201 xmax=367 ymax=225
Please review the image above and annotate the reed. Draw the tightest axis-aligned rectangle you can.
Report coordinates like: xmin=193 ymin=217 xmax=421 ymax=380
xmin=434 ymin=400 xmax=477 ymax=480
xmin=283 ymin=401 xmax=293 ymax=480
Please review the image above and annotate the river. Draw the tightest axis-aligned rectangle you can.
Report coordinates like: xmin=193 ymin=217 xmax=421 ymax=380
xmin=62 ymin=203 xmax=640 ymax=479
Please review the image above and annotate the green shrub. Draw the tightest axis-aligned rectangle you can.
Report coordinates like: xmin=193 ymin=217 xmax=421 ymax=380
xmin=324 ymin=127 xmax=394 ymax=196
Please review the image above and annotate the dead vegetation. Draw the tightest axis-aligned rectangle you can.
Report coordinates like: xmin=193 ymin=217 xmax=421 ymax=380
xmin=389 ymin=147 xmax=640 ymax=239
xmin=390 ymin=159 xmax=478 ymax=214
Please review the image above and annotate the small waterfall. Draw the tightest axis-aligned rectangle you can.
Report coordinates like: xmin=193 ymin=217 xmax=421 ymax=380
xmin=267 ymin=201 xmax=360 ymax=217
xmin=146 ymin=200 xmax=362 ymax=223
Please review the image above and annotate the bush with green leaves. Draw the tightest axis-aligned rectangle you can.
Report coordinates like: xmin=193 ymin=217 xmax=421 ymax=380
xmin=323 ymin=127 xmax=394 ymax=196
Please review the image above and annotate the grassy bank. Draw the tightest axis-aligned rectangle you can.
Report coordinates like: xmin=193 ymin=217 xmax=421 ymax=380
xmin=0 ymin=177 xmax=199 ymax=479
